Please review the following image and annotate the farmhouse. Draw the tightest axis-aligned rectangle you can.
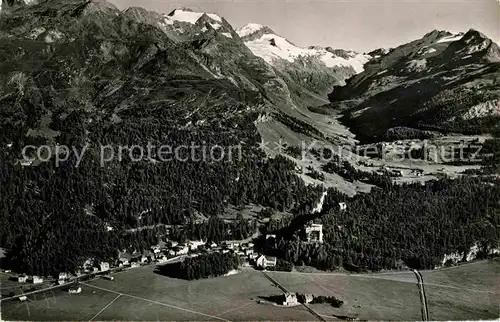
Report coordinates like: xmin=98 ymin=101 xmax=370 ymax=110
xmin=32 ymin=276 xmax=43 ymax=284
xmin=303 ymin=294 xmax=314 ymax=304
xmin=339 ymin=202 xmax=348 ymax=211
xmin=19 ymin=296 xmax=28 ymax=301
xmin=412 ymin=169 xmax=424 ymax=176
xmin=305 ymin=223 xmax=323 ymax=243
xmin=69 ymin=285 xmax=82 ymax=294
xmin=392 ymin=169 xmax=404 ymax=177
xmin=58 ymin=272 xmax=68 ymax=280
xmin=256 ymin=255 xmax=277 ymax=268
xmin=283 ymin=292 xmax=298 ymax=306
xmin=18 ymin=275 xmax=28 ymax=283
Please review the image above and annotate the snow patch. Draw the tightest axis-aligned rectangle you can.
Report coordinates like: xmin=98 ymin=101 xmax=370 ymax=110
xmin=426 ymin=48 xmax=437 ymax=54
xmin=236 ymin=23 xmax=265 ymax=38
xmin=466 ymin=40 xmax=489 ymax=54
xmin=161 ymin=16 xmax=174 ymax=25
xmin=224 ymin=269 xmax=240 ymax=276
xmin=221 ymin=32 xmax=233 ymax=39
xmin=210 ymin=23 xmax=221 ymax=30
xmin=244 ymin=33 xmax=369 ymax=73
xmin=405 ymin=59 xmax=427 ymax=72
xmin=321 ymin=53 xmax=370 ymax=73
xmin=166 ymin=9 xmax=221 ymax=24
xmin=437 ymin=33 xmax=464 ymax=43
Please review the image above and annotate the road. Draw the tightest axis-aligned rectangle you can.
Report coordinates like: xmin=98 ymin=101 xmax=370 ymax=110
xmin=261 ymin=271 xmax=327 ymax=322
xmin=412 ymin=269 xmax=429 ymax=321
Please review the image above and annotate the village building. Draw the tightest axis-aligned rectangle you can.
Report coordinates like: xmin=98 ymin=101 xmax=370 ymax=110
xmin=19 ymin=296 xmax=28 ymax=301
xmin=283 ymin=293 xmax=298 ymax=306
xmin=58 ymin=272 xmax=68 ymax=280
xmin=68 ymin=285 xmax=82 ymax=294
xmin=32 ymin=276 xmax=43 ymax=284
xmin=256 ymin=255 xmax=277 ymax=268
xmin=412 ymin=169 xmax=424 ymax=176
xmin=305 ymin=223 xmax=324 ymax=243
xmin=303 ymin=294 xmax=314 ymax=304
xmin=99 ymin=262 xmax=110 ymax=272
xmin=83 ymin=259 xmax=93 ymax=269
xmin=392 ymin=169 xmax=404 ymax=177
xmin=188 ymin=240 xmax=206 ymax=251
xmin=118 ymin=258 xmax=129 ymax=266
xmin=174 ymin=245 xmax=189 ymax=255
xmin=18 ymin=275 xmax=28 ymax=283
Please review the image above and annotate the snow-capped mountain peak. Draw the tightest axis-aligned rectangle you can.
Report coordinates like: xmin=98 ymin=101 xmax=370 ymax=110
xmin=236 ymin=23 xmax=266 ymax=38
xmin=242 ymin=28 xmax=370 ymax=73
xmin=436 ymin=31 xmax=465 ymax=43
xmin=166 ymin=8 xmax=222 ymax=24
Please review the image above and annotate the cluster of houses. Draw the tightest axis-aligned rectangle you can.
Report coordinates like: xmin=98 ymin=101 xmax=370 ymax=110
xmin=279 ymin=292 xmax=314 ymax=306
xmin=14 ymin=274 xmax=44 ymax=284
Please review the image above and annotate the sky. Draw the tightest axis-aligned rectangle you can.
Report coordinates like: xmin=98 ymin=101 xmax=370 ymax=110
xmin=109 ymin=0 xmax=499 ymax=52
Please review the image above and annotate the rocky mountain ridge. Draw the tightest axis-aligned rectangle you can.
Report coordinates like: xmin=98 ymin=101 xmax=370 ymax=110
xmin=329 ymin=28 xmax=500 ymax=142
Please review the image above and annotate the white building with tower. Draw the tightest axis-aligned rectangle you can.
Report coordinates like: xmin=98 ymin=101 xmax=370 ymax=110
xmin=305 ymin=223 xmax=323 ymax=243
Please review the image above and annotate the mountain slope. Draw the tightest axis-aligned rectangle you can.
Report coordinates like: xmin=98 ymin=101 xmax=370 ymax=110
xmin=0 ymin=0 xmax=331 ymax=275
xmin=237 ymin=23 xmax=370 ymax=99
xmin=329 ymin=29 xmax=500 ymax=142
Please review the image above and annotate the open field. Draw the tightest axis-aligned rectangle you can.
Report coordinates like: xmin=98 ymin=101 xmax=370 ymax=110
xmin=267 ymin=271 xmax=422 ymax=321
xmin=1 ymin=261 xmax=498 ymax=321
xmin=1 ymin=285 xmax=118 ymax=321
xmin=1 ymin=267 xmax=315 ymax=321
xmin=420 ymin=260 xmax=500 ymax=320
